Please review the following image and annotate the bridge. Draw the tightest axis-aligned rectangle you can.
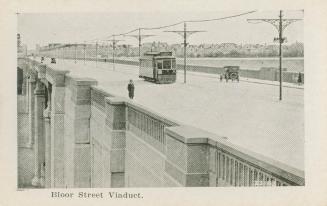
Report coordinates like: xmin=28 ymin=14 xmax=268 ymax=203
xmin=17 ymin=56 xmax=304 ymax=188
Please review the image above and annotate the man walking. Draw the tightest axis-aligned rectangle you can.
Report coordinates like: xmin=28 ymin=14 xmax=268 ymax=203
xmin=127 ymin=79 xmax=135 ymax=99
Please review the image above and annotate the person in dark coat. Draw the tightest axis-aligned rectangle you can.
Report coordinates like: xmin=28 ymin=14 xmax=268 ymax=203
xmin=297 ymin=72 xmax=302 ymax=84
xmin=127 ymin=80 xmax=135 ymax=99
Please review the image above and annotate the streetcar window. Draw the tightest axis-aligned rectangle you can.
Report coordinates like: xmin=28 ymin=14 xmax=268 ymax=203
xmin=163 ymin=60 xmax=171 ymax=69
xmin=172 ymin=59 xmax=176 ymax=69
xmin=157 ymin=61 xmax=163 ymax=69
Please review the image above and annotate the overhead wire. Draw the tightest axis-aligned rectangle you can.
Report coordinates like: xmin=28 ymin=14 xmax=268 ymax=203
xmin=63 ymin=10 xmax=258 ymax=46
xmin=83 ymin=10 xmax=258 ymax=43
xmin=185 ymin=10 xmax=257 ymax=23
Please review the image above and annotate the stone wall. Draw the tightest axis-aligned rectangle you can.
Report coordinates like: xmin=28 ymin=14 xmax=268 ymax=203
xmin=17 ymin=95 xmax=35 ymax=187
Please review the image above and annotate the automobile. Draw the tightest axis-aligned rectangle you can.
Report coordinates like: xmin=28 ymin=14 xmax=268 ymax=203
xmin=51 ymin=58 xmax=56 ymax=64
xmin=223 ymin=66 xmax=240 ymax=82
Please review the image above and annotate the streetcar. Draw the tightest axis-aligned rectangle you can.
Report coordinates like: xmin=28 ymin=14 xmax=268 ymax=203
xmin=139 ymin=51 xmax=176 ymax=84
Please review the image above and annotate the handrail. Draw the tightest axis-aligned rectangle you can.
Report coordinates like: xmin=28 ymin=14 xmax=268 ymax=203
xmin=209 ymin=137 xmax=304 ymax=186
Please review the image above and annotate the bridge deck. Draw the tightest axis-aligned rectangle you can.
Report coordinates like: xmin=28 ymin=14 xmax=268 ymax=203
xmin=41 ymin=58 xmax=304 ymax=170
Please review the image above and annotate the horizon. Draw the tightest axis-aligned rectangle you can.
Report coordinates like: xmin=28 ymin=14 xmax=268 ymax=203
xmin=18 ymin=10 xmax=303 ymax=49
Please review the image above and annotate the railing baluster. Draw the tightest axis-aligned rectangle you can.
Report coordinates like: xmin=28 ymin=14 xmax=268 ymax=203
xmin=271 ymin=178 xmax=276 ymax=187
xmin=255 ymin=168 xmax=258 ymax=186
xmin=249 ymin=168 xmax=253 ymax=186
xmin=218 ymin=152 xmax=221 ymax=179
xmin=223 ymin=155 xmax=226 ymax=181
xmin=236 ymin=161 xmax=238 ymax=186
xmin=231 ymin=158 xmax=234 ymax=185
xmin=245 ymin=165 xmax=249 ymax=186
xmin=226 ymin=156 xmax=229 ymax=184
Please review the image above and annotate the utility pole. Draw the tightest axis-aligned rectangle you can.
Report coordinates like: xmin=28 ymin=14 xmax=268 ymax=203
xmin=279 ymin=11 xmax=283 ymax=101
xmin=83 ymin=41 xmax=86 ymax=65
xmin=247 ymin=11 xmax=301 ymax=101
xmin=105 ymin=35 xmax=124 ymax=71
xmin=165 ymin=22 xmax=205 ymax=83
xmin=74 ymin=43 xmax=77 ymax=63
xmin=107 ymin=42 xmax=110 ymax=62
xmin=126 ymin=28 xmax=154 ymax=70
xmin=95 ymin=41 xmax=98 ymax=67
xmin=62 ymin=46 xmax=65 ymax=62
xmin=183 ymin=22 xmax=187 ymax=83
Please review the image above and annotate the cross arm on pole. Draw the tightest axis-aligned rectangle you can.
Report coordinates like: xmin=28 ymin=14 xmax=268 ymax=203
xmin=247 ymin=18 xmax=302 ymax=32
xmin=103 ymin=39 xmax=124 ymax=48
xmin=126 ymin=34 xmax=155 ymax=41
xmin=164 ymin=30 xmax=206 ymax=39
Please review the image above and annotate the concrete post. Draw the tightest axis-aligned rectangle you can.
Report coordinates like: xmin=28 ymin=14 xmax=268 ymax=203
xmin=22 ymin=69 xmax=27 ymax=95
xmin=103 ymin=97 xmax=127 ymax=187
xmin=43 ymin=84 xmax=52 ymax=188
xmin=64 ymin=77 xmax=97 ymax=188
xmin=27 ymin=74 xmax=36 ymax=148
xmin=44 ymin=107 xmax=51 ymax=188
xmin=31 ymin=80 xmax=46 ymax=187
xmin=46 ymin=70 xmax=68 ymax=188
xmin=164 ymin=126 xmax=210 ymax=187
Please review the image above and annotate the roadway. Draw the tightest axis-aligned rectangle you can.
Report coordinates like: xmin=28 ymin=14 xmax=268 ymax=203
xmin=40 ymin=57 xmax=304 ymax=170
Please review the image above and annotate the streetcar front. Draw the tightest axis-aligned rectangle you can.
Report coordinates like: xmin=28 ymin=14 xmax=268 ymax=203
xmin=154 ymin=56 xmax=176 ymax=84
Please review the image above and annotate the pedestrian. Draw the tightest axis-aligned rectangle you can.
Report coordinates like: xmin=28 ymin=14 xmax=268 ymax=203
xmin=225 ymin=73 xmax=228 ymax=82
xmin=297 ymin=72 xmax=302 ymax=84
xmin=127 ymin=79 xmax=135 ymax=99
xmin=219 ymin=74 xmax=223 ymax=82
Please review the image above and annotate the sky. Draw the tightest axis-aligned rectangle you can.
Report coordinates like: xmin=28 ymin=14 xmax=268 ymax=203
xmin=17 ymin=10 xmax=304 ymax=49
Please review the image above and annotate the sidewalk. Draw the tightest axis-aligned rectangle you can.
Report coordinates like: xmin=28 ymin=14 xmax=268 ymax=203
xmin=181 ymin=70 xmax=304 ymax=89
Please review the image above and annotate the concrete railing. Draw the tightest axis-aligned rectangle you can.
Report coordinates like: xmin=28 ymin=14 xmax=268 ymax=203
xmin=164 ymin=126 xmax=304 ymax=187
xmin=208 ymin=138 xmax=304 ymax=186
xmin=126 ymin=103 xmax=179 ymax=154
xmin=125 ymin=102 xmax=304 ymax=186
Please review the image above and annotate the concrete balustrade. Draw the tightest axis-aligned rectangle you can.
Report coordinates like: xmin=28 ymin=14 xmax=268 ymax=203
xmin=17 ymin=57 xmax=305 ymax=188
xmin=207 ymin=138 xmax=305 ymax=186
